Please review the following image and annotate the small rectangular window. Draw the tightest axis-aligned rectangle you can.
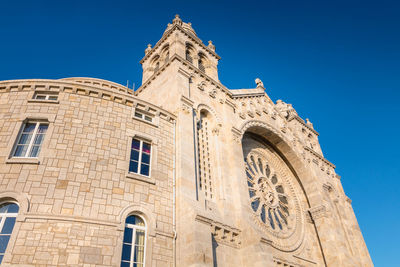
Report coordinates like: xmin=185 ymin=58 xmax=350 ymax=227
xmin=134 ymin=110 xmax=153 ymax=123
xmin=13 ymin=122 xmax=48 ymax=158
xmin=33 ymin=93 xmax=58 ymax=101
xmin=129 ymin=138 xmax=151 ymax=177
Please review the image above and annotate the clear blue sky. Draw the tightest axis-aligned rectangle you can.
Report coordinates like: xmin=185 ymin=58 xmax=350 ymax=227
xmin=1 ymin=0 xmax=399 ymax=265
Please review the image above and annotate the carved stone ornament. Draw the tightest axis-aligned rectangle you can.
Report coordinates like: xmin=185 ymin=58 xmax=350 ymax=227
xmin=243 ymin=136 xmax=305 ymax=251
xmin=145 ymin=44 xmax=152 ymax=55
xmin=209 ymin=88 xmax=217 ymax=98
xmin=197 ymin=81 xmax=206 ymax=91
xmin=255 ymin=78 xmax=264 ymax=89
xmin=208 ymin=40 xmax=216 ymax=51
xmin=308 ymin=205 xmax=327 ymax=221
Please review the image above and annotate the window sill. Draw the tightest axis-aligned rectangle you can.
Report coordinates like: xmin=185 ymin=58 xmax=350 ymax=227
xmin=132 ymin=116 xmax=158 ymax=127
xmin=126 ymin=172 xmax=155 ymax=185
xmin=6 ymin=157 xmax=40 ymax=164
xmin=27 ymin=99 xmax=59 ymax=104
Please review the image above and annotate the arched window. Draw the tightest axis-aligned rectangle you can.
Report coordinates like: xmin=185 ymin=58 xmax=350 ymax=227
xmin=198 ymin=53 xmax=206 ymax=72
xmin=185 ymin=43 xmax=194 ymax=63
xmin=161 ymin=45 xmax=169 ymax=63
xmin=120 ymin=215 xmax=146 ymax=267
xmin=0 ymin=202 xmax=19 ymax=264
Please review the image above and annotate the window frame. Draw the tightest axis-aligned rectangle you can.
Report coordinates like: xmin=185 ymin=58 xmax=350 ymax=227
xmin=129 ymin=138 xmax=152 ymax=177
xmin=120 ymin=215 xmax=147 ymax=267
xmin=33 ymin=93 xmax=58 ymax=101
xmin=134 ymin=110 xmax=153 ymax=123
xmin=0 ymin=202 xmax=19 ymax=264
xmin=11 ymin=121 xmax=49 ymax=159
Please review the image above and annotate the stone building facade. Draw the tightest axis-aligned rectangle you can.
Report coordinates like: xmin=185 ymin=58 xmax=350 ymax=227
xmin=0 ymin=15 xmax=372 ymax=266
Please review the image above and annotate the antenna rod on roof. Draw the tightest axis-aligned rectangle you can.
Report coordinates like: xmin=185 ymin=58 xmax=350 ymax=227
xmin=126 ymin=80 xmax=129 ymax=88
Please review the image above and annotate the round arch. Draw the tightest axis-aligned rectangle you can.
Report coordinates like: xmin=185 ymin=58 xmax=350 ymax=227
xmin=239 ymin=120 xmax=323 ymax=208
xmin=118 ymin=204 xmax=156 ymax=237
xmin=0 ymin=191 xmax=30 ymax=214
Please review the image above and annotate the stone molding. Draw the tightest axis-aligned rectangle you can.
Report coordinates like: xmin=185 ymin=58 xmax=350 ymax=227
xmin=273 ymin=256 xmax=304 ymax=267
xmin=288 ymin=115 xmax=319 ymax=136
xmin=195 ymin=214 xmax=241 ymax=248
xmin=0 ymin=79 xmax=176 ymax=123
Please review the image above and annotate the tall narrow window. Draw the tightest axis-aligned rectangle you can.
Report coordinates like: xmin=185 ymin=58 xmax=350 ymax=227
xmin=197 ymin=111 xmax=213 ymax=199
xmin=185 ymin=43 xmax=194 ymax=63
xmin=120 ymin=215 xmax=146 ymax=267
xmin=0 ymin=203 xmax=19 ymax=264
xmin=13 ymin=122 xmax=48 ymax=158
xmin=129 ymin=139 xmax=151 ymax=177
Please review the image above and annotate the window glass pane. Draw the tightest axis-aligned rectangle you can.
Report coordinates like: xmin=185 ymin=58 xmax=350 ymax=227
xmin=1 ymin=217 xmax=16 ymax=234
xmin=48 ymin=95 xmax=58 ymax=100
xmin=123 ymin=227 xmax=133 ymax=244
xmin=6 ymin=203 xmax=19 ymax=213
xmin=33 ymin=134 xmax=44 ymax=145
xmin=134 ymin=112 xmax=143 ymax=119
xmin=18 ymin=133 xmax=32 ymax=145
xmin=141 ymin=153 xmax=150 ymax=164
xmin=129 ymin=161 xmax=138 ymax=173
xmin=130 ymin=150 xmax=139 ymax=161
xmin=14 ymin=145 xmax=28 ymax=157
xmin=144 ymin=116 xmax=152 ymax=122
xmin=133 ymin=245 xmax=145 ymax=263
xmin=35 ymin=95 xmax=46 ymax=100
xmin=23 ymin=123 xmax=36 ymax=133
xmin=120 ymin=261 xmax=130 ymax=267
xmin=142 ymin=143 xmax=151 ymax=154
xmin=140 ymin=164 xmax=149 ymax=176
xmin=0 ymin=236 xmax=10 ymax=253
xmin=126 ymin=215 xmax=144 ymax=226
xmin=37 ymin=124 xmax=48 ymax=134
xmin=121 ymin=244 xmax=132 ymax=261
xmin=29 ymin=145 xmax=40 ymax=158
xmin=135 ymin=230 xmax=145 ymax=246
xmin=132 ymin=139 xmax=140 ymax=150
xmin=0 ymin=204 xmax=7 ymax=213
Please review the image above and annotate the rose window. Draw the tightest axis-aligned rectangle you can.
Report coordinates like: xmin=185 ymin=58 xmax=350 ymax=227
xmin=242 ymin=135 xmax=305 ymax=251
xmin=245 ymin=153 xmax=291 ymax=231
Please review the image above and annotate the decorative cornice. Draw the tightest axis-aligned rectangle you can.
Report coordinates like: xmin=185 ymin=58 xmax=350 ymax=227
xmin=0 ymin=79 xmax=176 ymax=123
xmin=304 ymin=147 xmax=335 ymax=169
xmin=288 ymin=115 xmax=319 ymax=136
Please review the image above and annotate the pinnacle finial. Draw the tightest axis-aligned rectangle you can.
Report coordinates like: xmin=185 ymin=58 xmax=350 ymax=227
xmin=145 ymin=44 xmax=152 ymax=55
xmin=306 ymin=118 xmax=314 ymax=128
xmin=255 ymin=78 xmax=264 ymax=89
xmin=208 ymin=40 xmax=215 ymax=51
xmin=173 ymin=14 xmax=182 ymax=25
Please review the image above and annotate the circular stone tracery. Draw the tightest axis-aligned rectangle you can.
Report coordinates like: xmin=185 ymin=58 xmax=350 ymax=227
xmin=243 ymin=137 xmax=305 ymax=251
xmin=246 ymin=153 xmax=291 ymax=231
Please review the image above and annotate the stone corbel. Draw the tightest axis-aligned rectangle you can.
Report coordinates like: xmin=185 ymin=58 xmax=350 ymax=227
xmin=308 ymin=205 xmax=327 ymax=221
xmin=180 ymin=95 xmax=194 ymax=114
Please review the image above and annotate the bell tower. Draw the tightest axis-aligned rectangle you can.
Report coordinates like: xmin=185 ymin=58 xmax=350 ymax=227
xmin=139 ymin=15 xmax=220 ymax=85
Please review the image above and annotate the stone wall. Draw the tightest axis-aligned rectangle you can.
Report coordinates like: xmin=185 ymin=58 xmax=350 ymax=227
xmin=0 ymin=79 xmax=175 ymax=266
